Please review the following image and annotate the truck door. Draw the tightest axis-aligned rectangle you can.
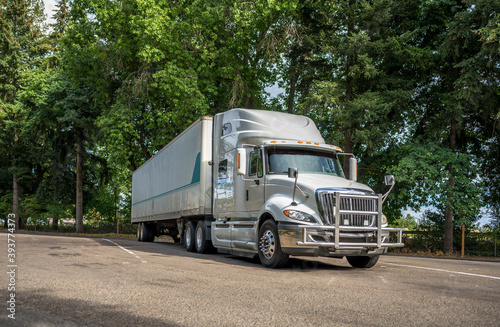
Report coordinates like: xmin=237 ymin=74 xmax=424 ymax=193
xmin=227 ymin=148 xmax=264 ymax=253
xmin=212 ymin=158 xmax=232 ymax=250
xmin=244 ymin=148 xmax=265 ymax=215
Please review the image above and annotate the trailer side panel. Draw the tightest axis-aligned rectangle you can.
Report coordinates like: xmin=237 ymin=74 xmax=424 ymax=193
xmin=131 ymin=117 xmax=213 ymax=223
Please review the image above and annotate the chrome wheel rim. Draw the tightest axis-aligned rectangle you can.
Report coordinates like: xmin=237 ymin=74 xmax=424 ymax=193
xmin=185 ymin=225 xmax=192 ymax=247
xmin=259 ymin=230 xmax=276 ymax=259
xmin=196 ymin=226 xmax=203 ymax=249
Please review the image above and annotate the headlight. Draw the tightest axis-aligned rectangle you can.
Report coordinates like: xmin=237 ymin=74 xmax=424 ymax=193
xmin=283 ymin=210 xmax=316 ymax=223
xmin=381 ymin=214 xmax=388 ymax=225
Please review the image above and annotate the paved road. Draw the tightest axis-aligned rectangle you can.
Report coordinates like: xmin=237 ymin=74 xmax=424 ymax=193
xmin=1 ymin=233 xmax=499 ymax=326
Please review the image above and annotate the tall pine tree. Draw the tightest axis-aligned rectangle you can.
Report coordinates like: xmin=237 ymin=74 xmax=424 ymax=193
xmin=393 ymin=0 xmax=499 ymax=253
xmin=0 ymin=0 xmax=46 ymax=229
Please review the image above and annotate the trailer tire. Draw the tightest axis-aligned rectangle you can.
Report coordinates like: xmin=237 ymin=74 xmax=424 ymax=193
xmin=346 ymin=255 xmax=379 ymax=268
xmin=143 ymin=223 xmax=155 ymax=242
xmin=184 ymin=221 xmax=196 ymax=252
xmin=258 ymin=220 xmax=289 ymax=268
xmin=137 ymin=223 xmax=143 ymax=242
xmin=195 ymin=221 xmax=213 ymax=254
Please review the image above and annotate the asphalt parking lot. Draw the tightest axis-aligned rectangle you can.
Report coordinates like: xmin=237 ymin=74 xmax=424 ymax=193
xmin=1 ymin=233 xmax=499 ymax=326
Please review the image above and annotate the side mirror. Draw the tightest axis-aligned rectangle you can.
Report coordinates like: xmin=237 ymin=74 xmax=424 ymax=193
xmin=384 ymin=175 xmax=395 ymax=186
xmin=382 ymin=175 xmax=396 ymax=204
xmin=236 ymin=148 xmax=246 ymax=175
xmin=349 ymin=157 xmax=357 ymax=182
xmin=288 ymin=168 xmax=303 ymax=205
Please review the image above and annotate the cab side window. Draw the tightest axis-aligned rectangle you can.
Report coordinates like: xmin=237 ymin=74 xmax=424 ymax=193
xmin=249 ymin=150 xmax=263 ymax=178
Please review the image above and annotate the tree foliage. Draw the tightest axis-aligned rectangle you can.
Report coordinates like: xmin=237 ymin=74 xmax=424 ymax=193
xmin=393 ymin=0 xmax=500 ymax=252
xmin=0 ymin=0 xmax=48 ymax=228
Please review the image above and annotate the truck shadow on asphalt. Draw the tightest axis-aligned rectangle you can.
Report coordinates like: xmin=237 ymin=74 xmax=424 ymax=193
xmin=96 ymin=238 xmax=354 ymax=272
xmin=9 ymin=288 xmax=177 ymax=327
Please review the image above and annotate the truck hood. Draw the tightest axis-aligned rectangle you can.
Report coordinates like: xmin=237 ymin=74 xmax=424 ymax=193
xmin=267 ymin=173 xmax=374 ymax=196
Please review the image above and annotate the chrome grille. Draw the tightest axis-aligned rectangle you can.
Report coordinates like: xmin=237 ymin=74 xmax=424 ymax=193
xmin=319 ymin=192 xmax=378 ymax=227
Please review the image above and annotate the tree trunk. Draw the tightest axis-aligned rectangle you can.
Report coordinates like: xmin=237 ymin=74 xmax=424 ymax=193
xmin=12 ymin=129 xmax=19 ymax=230
xmin=444 ymin=204 xmax=454 ymax=253
xmin=52 ymin=214 xmax=59 ymax=231
xmin=75 ymin=128 xmax=84 ymax=233
xmin=12 ymin=169 xmax=19 ymax=230
xmin=444 ymin=117 xmax=457 ymax=254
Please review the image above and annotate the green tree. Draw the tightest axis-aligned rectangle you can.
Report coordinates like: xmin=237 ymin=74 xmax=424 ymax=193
xmin=43 ymin=0 xmax=107 ymax=232
xmin=301 ymin=0 xmax=419 ymax=183
xmin=392 ymin=0 xmax=499 ymax=253
xmin=61 ymin=0 xmax=211 ymax=227
xmin=393 ymin=214 xmax=418 ymax=230
xmin=61 ymin=0 xmax=302 ymax=216
xmin=0 ymin=0 xmax=47 ymax=229
xmin=273 ymin=0 xmax=335 ymax=114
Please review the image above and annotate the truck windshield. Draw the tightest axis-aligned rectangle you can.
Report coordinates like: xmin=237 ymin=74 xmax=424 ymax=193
xmin=267 ymin=147 xmax=345 ymax=177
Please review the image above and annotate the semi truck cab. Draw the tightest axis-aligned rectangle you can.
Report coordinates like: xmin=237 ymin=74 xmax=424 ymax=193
xmin=210 ymin=109 xmax=403 ymax=268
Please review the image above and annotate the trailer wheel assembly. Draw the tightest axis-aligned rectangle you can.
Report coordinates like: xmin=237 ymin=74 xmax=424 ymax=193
xmin=195 ymin=221 xmax=213 ymax=254
xmin=143 ymin=223 xmax=155 ymax=242
xmin=184 ymin=221 xmax=197 ymax=252
xmin=137 ymin=223 xmax=143 ymax=242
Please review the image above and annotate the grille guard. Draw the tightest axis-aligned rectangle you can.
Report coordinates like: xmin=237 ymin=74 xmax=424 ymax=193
xmin=297 ymin=192 xmax=404 ymax=250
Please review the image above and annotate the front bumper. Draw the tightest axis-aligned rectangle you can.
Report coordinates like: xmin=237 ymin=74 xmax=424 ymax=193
xmin=278 ymin=223 xmax=404 ymax=257
xmin=279 ymin=192 xmax=404 ymax=257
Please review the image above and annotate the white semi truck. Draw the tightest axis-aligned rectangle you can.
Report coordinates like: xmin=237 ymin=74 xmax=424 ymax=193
xmin=132 ymin=109 xmax=403 ymax=268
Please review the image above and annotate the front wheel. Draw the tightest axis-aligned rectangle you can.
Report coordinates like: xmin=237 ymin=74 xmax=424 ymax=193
xmin=346 ymin=255 xmax=379 ymax=268
xmin=258 ymin=220 xmax=289 ymax=268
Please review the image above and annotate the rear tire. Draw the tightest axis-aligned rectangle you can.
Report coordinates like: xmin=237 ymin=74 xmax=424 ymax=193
xmin=184 ymin=221 xmax=196 ymax=252
xmin=137 ymin=223 xmax=143 ymax=241
xmin=346 ymin=255 xmax=379 ymax=268
xmin=258 ymin=220 xmax=289 ymax=268
xmin=142 ymin=223 xmax=155 ymax=242
xmin=195 ymin=221 xmax=213 ymax=254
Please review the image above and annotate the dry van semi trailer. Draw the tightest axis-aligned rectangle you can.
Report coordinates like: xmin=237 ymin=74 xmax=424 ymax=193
xmin=132 ymin=109 xmax=404 ymax=268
